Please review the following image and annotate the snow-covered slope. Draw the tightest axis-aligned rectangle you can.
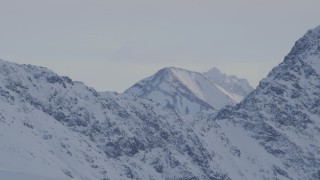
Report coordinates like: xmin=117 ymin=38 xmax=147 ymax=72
xmin=0 ymin=60 xmax=229 ymax=179
xmin=204 ymin=67 xmax=254 ymax=101
xmin=125 ymin=67 xmax=252 ymax=115
xmin=1 ymin=24 xmax=320 ymax=180
xmin=209 ymin=25 xmax=320 ymax=179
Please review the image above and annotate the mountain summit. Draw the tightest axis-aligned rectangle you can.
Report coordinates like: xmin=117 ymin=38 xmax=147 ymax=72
xmin=0 ymin=59 xmax=229 ymax=179
xmin=204 ymin=67 xmax=253 ymax=98
xmin=126 ymin=67 xmax=252 ymax=115
xmin=210 ymin=25 xmax=320 ymax=179
xmin=1 ymin=25 xmax=320 ymax=180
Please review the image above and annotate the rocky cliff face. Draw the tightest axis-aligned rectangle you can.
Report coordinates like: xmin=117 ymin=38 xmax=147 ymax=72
xmin=212 ymin=25 xmax=320 ymax=179
xmin=1 ymin=25 xmax=320 ymax=180
xmin=0 ymin=60 xmax=229 ymax=179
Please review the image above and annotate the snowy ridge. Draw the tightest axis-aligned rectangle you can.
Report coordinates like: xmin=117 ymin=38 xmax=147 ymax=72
xmin=203 ymin=67 xmax=254 ymax=98
xmin=1 ymin=25 xmax=320 ymax=180
xmin=0 ymin=60 xmax=229 ymax=179
xmin=126 ymin=67 xmax=252 ymax=115
xmin=210 ymin=25 xmax=320 ymax=179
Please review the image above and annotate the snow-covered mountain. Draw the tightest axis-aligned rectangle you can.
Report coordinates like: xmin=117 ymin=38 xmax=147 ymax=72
xmin=208 ymin=25 xmax=320 ymax=179
xmin=0 ymin=60 xmax=229 ymax=179
xmin=1 ymin=24 xmax=320 ymax=180
xmin=125 ymin=67 xmax=252 ymax=115
xmin=204 ymin=67 xmax=254 ymax=99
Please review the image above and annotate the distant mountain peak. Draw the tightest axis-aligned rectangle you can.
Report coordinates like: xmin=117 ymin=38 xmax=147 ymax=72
xmin=206 ymin=67 xmax=223 ymax=75
xmin=203 ymin=67 xmax=254 ymax=98
xmin=126 ymin=66 xmax=253 ymax=115
xmin=1 ymin=25 xmax=320 ymax=180
xmin=161 ymin=66 xmax=187 ymax=71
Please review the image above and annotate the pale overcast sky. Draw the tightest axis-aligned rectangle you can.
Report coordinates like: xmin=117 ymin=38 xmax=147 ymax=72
xmin=0 ymin=0 xmax=319 ymax=92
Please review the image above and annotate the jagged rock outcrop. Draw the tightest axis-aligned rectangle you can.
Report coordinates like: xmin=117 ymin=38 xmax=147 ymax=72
xmin=210 ymin=25 xmax=320 ymax=179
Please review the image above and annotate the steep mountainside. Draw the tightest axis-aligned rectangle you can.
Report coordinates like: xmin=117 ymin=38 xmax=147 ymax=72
xmin=204 ymin=67 xmax=253 ymax=99
xmin=1 ymin=25 xmax=320 ymax=180
xmin=0 ymin=60 xmax=229 ymax=179
xmin=126 ymin=67 xmax=252 ymax=115
xmin=210 ymin=25 xmax=320 ymax=179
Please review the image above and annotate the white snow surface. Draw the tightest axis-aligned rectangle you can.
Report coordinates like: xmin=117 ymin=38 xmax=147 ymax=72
xmin=0 ymin=60 xmax=227 ymax=179
xmin=212 ymin=25 xmax=320 ymax=180
xmin=126 ymin=67 xmax=252 ymax=115
xmin=1 ymin=25 xmax=320 ymax=180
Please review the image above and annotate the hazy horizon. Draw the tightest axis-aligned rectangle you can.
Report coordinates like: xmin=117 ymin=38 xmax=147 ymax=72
xmin=1 ymin=0 xmax=320 ymax=92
